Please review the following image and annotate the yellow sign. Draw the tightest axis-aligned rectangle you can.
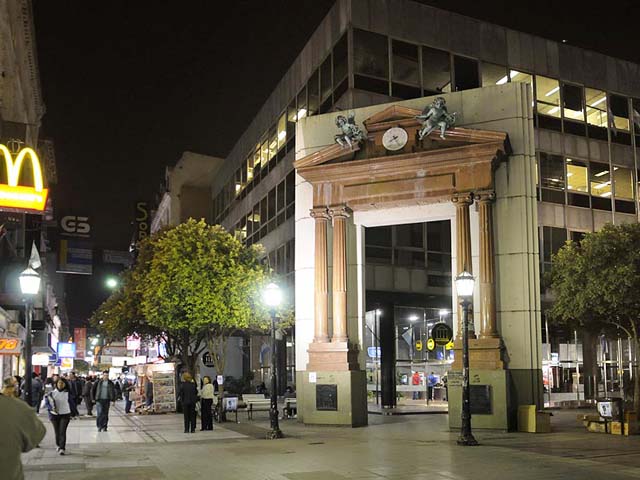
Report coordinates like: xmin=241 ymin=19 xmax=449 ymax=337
xmin=415 ymin=340 xmax=423 ymax=351
xmin=426 ymin=338 xmax=435 ymax=351
xmin=445 ymin=341 xmax=454 ymax=350
xmin=0 ymin=144 xmax=48 ymax=212
xmin=60 ymin=358 xmax=74 ymax=370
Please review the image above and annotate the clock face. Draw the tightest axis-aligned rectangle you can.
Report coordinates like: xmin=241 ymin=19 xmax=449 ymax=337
xmin=382 ymin=127 xmax=408 ymax=151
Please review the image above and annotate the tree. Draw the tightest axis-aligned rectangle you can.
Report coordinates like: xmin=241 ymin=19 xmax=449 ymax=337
xmin=139 ymin=219 xmax=271 ymax=389
xmin=548 ymin=222 xmax=640 ymax=412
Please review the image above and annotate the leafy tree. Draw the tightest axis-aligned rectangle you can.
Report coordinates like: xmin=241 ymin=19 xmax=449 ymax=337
xmin=548 ymin=222 xmax=640 ymax=412
xmin=139 ymin=219 xmax=271 ymax=390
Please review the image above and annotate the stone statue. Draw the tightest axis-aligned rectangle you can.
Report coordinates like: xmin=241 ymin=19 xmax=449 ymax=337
xmin=416 ymin=97 xmax=457 ymax=140
xmin=334 ymin=113 xmax=365 ymax=149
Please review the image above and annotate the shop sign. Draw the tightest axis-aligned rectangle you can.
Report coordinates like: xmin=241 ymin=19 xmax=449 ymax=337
xmin=426 ymin=338 xmax=435 ymax=351
xmin=0 ymin=144 xmax=48 ymax=212
xmin=415 ymin=340 xmax=423 ymax=351
xmin=74 ymin=328 xmax=86 ymax=360
xmin=0 ymin=337 xmax=22 ymax=354
xmin=431 ymin=323 xmax=453 ymax=346
xmin=202 ymin=351 xmax=215 ymax=367
xmin=57 ymin=342 xmax=76 ymax=358
xmin=60 ymin=358 xmax=74 ymax=370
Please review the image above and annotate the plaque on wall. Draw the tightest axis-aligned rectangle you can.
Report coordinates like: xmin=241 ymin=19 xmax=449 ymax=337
xmin=316 ymin=384 xmax=338 ymax=411
xmin=470 ymin=385 xmax=492 ymax=415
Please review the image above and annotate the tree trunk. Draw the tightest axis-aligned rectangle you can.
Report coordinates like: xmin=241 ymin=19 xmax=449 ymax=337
xmin=582 ymin=330 xmax=598 ymax=400
xmin=634 ymin=338 xmax=640 ymax=416
xmin=207 ymin=335 xmax=228 ymax=422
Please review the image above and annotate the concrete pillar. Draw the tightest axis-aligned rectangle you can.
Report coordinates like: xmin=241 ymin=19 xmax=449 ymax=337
xmin=477 ymin=191 xmax=498 ymax=339
xmin=310 ymin=207 xmax=330 ymax=343
xmin=452 ymin=193 xmax=474 ymax=339
xmin=329 ymin=205 xmax=350 ymax=343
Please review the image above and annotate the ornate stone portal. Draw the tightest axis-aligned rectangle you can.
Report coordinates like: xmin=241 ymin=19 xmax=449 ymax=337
xmin=295 ymin=103 xmax=512 ymax=427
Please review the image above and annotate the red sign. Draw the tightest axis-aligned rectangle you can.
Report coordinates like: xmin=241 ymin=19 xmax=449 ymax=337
xmin=74 ymin=328 xmax=86 ymax=359
xmin=0 ymin=338 xmax=22 ymax=355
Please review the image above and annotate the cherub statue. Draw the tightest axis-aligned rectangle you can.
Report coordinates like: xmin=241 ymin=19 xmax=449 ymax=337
xmin=334 ymin=113 xmax=365 ymax=149
xmin=416 ymin=97 xmax=457 ymax=140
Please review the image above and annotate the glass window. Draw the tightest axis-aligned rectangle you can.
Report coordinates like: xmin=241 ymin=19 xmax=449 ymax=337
xmin=613 ymin=166 xmax=634 ymax=200
xmin=277 ymin=113 xmax=287 ymax=150
xmin=566 ymin=158 xmax=588 ymax=193
xmin=277 ymin=180 xmax=285 ymax=212
xmin=308 ymin=70 xmax=319 ymax=116
xmin=353 ymin=29 xmax=388 ymax=79
xmin=426 ymin=220 xmax=451 ymax=253
xmin=286 ymin=170 xmax=295 ymax=205
xmin=392 ymin=40 xmax=419 ymax=86
xmin=320 ymin=55 xmax=332 ymax=102
xmin=453 ymin=55 xmax=479 ymax=91
xmin=366 ymin=226 xmax=392 ymax=247
xmin=633 ymin=98 xmax=640 ymax=139
xmin=268 ymin=188 xmax=276 ymax=221
xmin=396 ymin=250 xmax=425 ymax=267
xmin=333 ymin=34 xmax=348 ymax=88
xmin=246 ymin=154 xmax=254 ymax=183
xmin=252 ymin=203 xmax=261 ymax=231
xmin=260 ymin=138 xmax=269 ymax=168
xmin=590 ymin=162 xmax=611 ymax=197
xmin=562 ymin=83 xmax=585 ymax=121
xmin=610 ymin=95 xmax=630 ymax=131
xmin=585 ymin=88 xmax=607 ymax=127
xmin=535 ymin=76 xmax=560 ymax=117
xmin=268 ymin=126 xmax=277 ymax=160
xmin=539 ymin=152 xmax=564 ymax=190
xmin=542 ymin=226 xmax=567 ymax=263
xmin=297 ymin=85 xmax=308 ymax=121
xmin=481 ymin=62 xmax=507 ymax=87
xmin=287 ymin=98 xmax=297 ymax=138
xmin=395 ymin=223 xmax=423 ymax=248
xmin=260 ymin=197 xmax=268 ymax=227
xmin=422 ymin=46 xmax=451 ymax=95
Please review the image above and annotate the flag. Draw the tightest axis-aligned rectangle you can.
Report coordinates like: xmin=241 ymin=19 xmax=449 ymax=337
xmin=28 ymin=241 xmax=41 ymax=270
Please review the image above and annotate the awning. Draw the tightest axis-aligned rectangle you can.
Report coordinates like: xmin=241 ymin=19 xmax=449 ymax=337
xmin=32 ymin=346 xmax=56 ymax=355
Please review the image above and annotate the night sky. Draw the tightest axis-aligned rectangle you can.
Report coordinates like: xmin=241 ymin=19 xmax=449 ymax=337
xmin=32 ymin=0 xmax=639 ymax=325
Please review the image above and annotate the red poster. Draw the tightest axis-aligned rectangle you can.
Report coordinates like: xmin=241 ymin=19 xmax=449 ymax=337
xmin=74 ymin=328 xmax=86 ymax=360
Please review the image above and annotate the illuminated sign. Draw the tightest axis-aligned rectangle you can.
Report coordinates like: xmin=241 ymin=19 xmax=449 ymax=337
xmin=0 ymin=144 xmax=48 ymax=212
xmin=57 ymin=342 xmax=76 ymax=358
xmin=0 ymin=338 xmax=22 ymax=355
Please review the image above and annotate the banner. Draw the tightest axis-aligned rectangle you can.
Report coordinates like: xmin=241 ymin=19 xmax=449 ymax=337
xmin=0 ymin=144 xmax=48 ymax=213
xmin=74 ymin=328 xmax=86 ymax=360
xmin=58 ymin=238 xmax=93 ymax=275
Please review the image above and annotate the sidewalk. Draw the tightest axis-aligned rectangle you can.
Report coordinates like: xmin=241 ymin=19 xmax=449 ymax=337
xmin=22 ymin=403 xmax=640 ymax=480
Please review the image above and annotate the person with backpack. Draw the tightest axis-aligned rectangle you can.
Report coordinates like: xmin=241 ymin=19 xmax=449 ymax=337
xmin=45 ymin=379 xmax=75 ymax=455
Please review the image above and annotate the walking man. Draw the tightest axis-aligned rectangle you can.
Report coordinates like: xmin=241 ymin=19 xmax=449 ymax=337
xmin=91 ymin=371 xmax=115 ymax=432
xmin=122 ymin=377 xmax=133 ymax=414
xmin=82 ymin=376 xmax=94 ymax=416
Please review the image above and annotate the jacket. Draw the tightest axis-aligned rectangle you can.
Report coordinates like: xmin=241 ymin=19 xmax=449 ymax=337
xmin=45 ymin=389 xmax=75 ymax=419
xmin=0 ymin=394 xmax=46 ymax=480
xmin=178 ymin=381 xmax=199 ymax=405
xmin=82 ymin=381 xmax=93 ymax=397
xmin=91 ymin=379 xmax=116 ymax=402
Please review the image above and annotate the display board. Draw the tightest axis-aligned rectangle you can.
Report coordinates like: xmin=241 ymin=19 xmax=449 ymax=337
xmin=152 ymin=370 xmax=176 ymax=413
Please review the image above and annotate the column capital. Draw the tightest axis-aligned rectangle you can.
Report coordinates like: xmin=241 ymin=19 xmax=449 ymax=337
xmin=451 ymin=192 xmax=474 ymax=205
xmin=475 ymin=190 xmax=496 ymax=203
xmin=328 ymin=204 xmax=352 ymax=219
xmin=310 ymin=206 xmax=330 ymax=220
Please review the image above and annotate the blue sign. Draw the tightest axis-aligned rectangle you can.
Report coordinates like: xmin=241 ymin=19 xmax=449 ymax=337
xmin=57 ymin=342 xmax=76 ymax=359
xmin=367 ymin=346 xmax=381 ymax=358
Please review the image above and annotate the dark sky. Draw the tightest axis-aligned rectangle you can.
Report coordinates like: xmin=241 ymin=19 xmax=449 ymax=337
xmin=32 ymin=0 xmax=639 ymax=324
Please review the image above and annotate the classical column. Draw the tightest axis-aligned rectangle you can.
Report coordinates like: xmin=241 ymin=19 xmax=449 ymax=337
xmin=310 ymin=207 xmax=330 ymax=343
xmin=329 ymin=205 xmax=350 ymax=343
xmin=452 ymin=193 xmax=474 ymax=339
xmin=477 ymin=191 xmax=498 ymax=338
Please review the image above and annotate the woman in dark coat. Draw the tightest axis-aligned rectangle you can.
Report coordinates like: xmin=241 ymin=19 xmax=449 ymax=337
xmin=178 ymin=372 xmax=198 ymax=433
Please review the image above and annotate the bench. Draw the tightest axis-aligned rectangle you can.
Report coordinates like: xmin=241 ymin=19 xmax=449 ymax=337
xmin=242 ymin=394 xmax=271 ymax=420
xmin=284 ymin=398 xmax=297 ymax=419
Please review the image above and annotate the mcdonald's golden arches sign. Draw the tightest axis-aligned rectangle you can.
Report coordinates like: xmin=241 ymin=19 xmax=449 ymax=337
xmin=0 ymin=144 xmax=48 ymax=212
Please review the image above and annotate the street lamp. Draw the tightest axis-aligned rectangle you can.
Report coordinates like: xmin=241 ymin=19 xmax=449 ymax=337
xmin=105 ymin=277 xmax=118 ymax=289
xmin=19 ymin=267 xmax=41 ymax=409
xmin=263 ymin=282 xmax=283 ymax=439
xmin=454 ymin=270 xmax=478 ymax=446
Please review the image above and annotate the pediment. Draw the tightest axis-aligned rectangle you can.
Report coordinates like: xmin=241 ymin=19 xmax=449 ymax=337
xmin=363 ymin=105 xmax=422 ymax=132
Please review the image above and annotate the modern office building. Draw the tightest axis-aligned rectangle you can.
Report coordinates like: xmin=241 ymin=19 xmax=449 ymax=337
xmin=209 ymin=0 xmax=640 ymax=426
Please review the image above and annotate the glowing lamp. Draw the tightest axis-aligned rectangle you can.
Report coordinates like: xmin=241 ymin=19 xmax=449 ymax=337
xmin=454 ymin=271 xmax=475 ymax=299
xmin=263 ymin=282 xmax=282 ymax=308
xmin=19 ymin=267 xmax=41 ymax=295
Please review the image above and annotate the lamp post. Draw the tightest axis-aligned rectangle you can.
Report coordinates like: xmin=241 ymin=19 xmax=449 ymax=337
xmin=19 ymin=267 xmax=41 ymax=409
xmin=455 ymin=270 xmax=478 ymax=446
xmin=105 ymin=277 xmax=118 ymax=289
xmin=263 ymin=282 xmax=283 ymax=439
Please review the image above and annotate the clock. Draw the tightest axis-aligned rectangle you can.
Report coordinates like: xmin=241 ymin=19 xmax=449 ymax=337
xmin=382 ymin=127 xmax=408 ymax=151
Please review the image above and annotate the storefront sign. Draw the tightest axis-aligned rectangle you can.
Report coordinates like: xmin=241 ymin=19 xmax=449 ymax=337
xmin=0 ymin=144 xmax=48 ymax=212
xmin=202 ymin=351 xmax=215 ymax=367
xmin=57 ymin=342 xmax=76 ymax=358
xmin=415 ymin=340 xmax=423 ymax=351
xmin=431 ymin=323 xmax=453 ymax=346
xmin=60 ymin=358 xmax=74 ymax=370
xmin=0 ymin=338 xmax=22 ymax=354
xmin=426 ymin=338 xmax=435 ymax=351
xmin=58 ymin=238 xmax=93 ymax=275
xmin=74 ymin=328 xmax=86 ymax=360
xmin=134 ymin=201 xmax=150 ymax=242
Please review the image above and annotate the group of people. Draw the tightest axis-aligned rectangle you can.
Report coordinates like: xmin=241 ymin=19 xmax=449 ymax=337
xmin=178 ymin=373 xmax=216 ymax=433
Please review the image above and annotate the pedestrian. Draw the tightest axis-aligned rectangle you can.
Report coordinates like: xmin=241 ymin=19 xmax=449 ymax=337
xmin=45 ymin=379 xmax=75 ymax=455
xmin=114 ymin=378 xmax=122 ymax=401
xmin=122 ymin=377 xmax=133 ymax=413
xmin=13 ymin=375 xmax=22 ymax=399
xmin=200 ymin=376 xmax=214 ymax=431
xmin=2 ymin=376 xmax=19 ymax=397
xmin=82 ymin=376 xmax=94 ymax=416
xmin=411 ymin=371 xmax=421 ymax=400
xmin=67 ymin=372 xmax=80 ymax=417
xmin=91 ymin=371 xmax=116 ymax=432
xmin=178 ymin=372 xmax=198 ymax=433
xmin=0 ymin=379 xmax=46 ymax=480
xmin=427 ymin=371 xmax=438 ymax=402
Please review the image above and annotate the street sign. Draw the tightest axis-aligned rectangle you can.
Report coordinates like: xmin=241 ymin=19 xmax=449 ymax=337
xmin=426 ymin=338 xmax=435 ymax=351
xmin=431 ymin=323 xmax=453 ymax=346
xmin=415 ymin=340 xmax=423 ymax=351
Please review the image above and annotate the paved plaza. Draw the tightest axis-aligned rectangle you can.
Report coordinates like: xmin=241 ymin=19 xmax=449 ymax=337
xmin=19 ymin=401 xmax=640 ymax=480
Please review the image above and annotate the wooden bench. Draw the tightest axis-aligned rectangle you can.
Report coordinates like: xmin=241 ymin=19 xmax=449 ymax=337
xmin=283 ymin=398 xmax=297 ymax=419
xmin=242 ymin=394 xmax=271 ymax=420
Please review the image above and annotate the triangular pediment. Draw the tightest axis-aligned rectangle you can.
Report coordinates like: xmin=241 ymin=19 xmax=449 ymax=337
xmin=363 ymin=105 xmax=422 ymax=132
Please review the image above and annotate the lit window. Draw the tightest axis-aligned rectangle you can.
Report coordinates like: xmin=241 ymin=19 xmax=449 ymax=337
xmin=540 ymin=152 xmax=564 ymax=190
xmin=277 ymin=114 xmax=286 ymax=150
xmin=481 ymin=63 xmax=506 ymax=87
xmin=353 ymin=29 xmax=388 ymax=79
xmin=590 ymin=162 xmax=611 ymax=197
xmin=260 ymin=138 xmax=269 ymax=168
xmin=269 ymin=127 xmax=277 ymax=160
xmin=566 ymin=158 xmax=588 ymax=192
xmin=613 ymin=166 xmax=634 ymax=200
xmin=297 ymin=85 xmax=308 ymax=120
xmin=536 ymin=76 xmax=560 ymax=118
xmin=562 ymin=83 xmax=585 ymax=121
xmin=246 ymin=155 xmax=254 ymax=182
xmin=308 ymin=70 xmax=319 ymax=116
xmin=585 ymin=88 xmax=607 ymax=127
xmin=610 ymin=94 xmax=630 ymax=132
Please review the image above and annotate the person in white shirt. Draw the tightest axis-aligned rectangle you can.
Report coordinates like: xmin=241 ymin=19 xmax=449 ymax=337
xmin=200 ymin=376 xmax=215 ymax=431
xmin=45 ymin=379 xmax=75 ymax=455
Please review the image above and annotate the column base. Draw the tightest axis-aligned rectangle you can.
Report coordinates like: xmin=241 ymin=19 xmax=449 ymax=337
xmin=307 ymin=341 xmax=359 ymax=372
xmin=297 ymin=369 xmax=368 ymax=427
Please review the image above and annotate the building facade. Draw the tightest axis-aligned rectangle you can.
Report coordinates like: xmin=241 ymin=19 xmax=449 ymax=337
xmin=209 ymin=0 xmax=640 ymax=421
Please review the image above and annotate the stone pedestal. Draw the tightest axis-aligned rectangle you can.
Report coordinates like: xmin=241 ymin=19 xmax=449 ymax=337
xmin=297 ymin=369 xmax=368 ymax=427
xmin=451 ymin=337 xmax=503 ymax=370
